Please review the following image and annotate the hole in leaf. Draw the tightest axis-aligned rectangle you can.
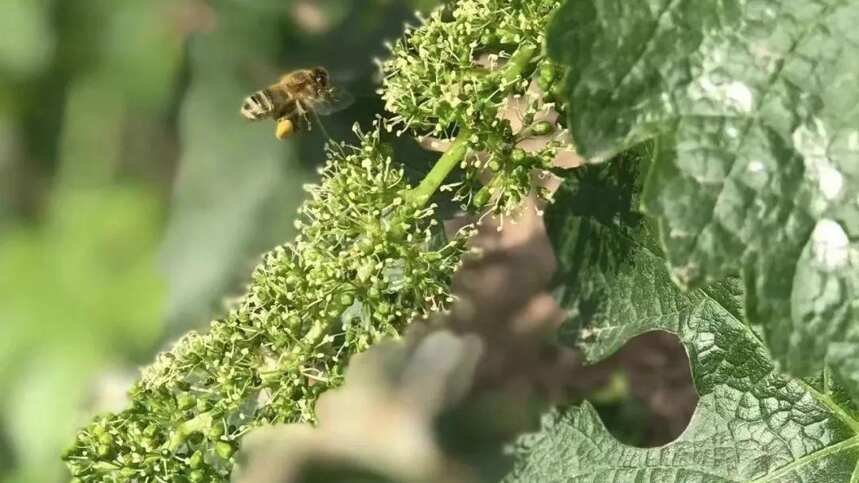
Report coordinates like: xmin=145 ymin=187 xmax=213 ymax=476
xmin=570 ymin=330 xmax=698 ymax=448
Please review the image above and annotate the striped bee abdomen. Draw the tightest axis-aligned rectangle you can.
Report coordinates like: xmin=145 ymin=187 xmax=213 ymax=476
xmin=240 ymin=88 xmax=275 ymax=121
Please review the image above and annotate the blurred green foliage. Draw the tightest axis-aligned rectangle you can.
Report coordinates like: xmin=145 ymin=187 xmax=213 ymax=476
xmin=0 ymin=0 xmax=436 ymax=481
xmin=0 ymin=185 xmax=165 ymax=483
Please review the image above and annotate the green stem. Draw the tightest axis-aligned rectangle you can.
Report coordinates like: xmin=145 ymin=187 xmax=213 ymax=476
xmin=404 ymin=130 xmax=472 ymax=207
xmin=501 ymin=44 xmax=538 ymax=84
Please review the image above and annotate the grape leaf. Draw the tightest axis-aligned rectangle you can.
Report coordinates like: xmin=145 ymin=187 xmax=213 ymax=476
xmin=506 ymin=162 xmax=859 ymax=482
xmin=545 ymin=0 xmax=859 ymax=391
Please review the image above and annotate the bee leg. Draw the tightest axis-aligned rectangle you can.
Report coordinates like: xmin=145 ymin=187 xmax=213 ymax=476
xmin=293 ymin=102 xmax=312 ymax=131
xmin=300 ymin=113 xmax=313 ymax=131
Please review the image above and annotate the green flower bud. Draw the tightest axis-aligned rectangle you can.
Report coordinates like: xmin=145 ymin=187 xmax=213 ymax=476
xmin=377 ymin=302 xmax=391 ymax=316
xmin=511 ymin=148 xmax=527 ymax=163
xmin=177 ymin=393 xmax=195 ymax=411
xmin=97 ymin=444 xmax=111 ymax=458
xmin=189 ymin=450 xmax=204 ymax=469
xmin=195 ymin=398 xmax=210 ymax=412
xmin=208 ymin=424 xmax=224 ymax=441
xmin=98 ymin=433 xmax=113 ymax=447
xmin=531 ymin=121 xmax=554 ymax=136
xmin=538 ymin=62 xmax=556 ymax=88
xmin=215 ymin=441 xmax=236 ymax=460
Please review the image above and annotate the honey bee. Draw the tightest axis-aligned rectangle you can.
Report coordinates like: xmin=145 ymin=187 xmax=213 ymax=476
xmin=240 ymin=67 xmax=353 ymax=140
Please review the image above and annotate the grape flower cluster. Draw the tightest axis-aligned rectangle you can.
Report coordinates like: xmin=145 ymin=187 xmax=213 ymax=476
xmin=63 ymin=128 xmax=472 ymax=482
xmin=64 ymin=0 xmax=566 ymax=480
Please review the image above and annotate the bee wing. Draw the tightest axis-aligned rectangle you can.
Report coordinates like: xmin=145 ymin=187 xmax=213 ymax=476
xmin=307 ymin=86 xmax=354 ymax=116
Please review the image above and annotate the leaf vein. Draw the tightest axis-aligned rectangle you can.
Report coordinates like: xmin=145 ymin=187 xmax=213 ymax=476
xmin=750 ymin=435 xmax=859 ymax=483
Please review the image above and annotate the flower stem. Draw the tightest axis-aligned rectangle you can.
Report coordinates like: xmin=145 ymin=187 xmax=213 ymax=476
xmin=404 ymin=130 xmax=472 ymax=207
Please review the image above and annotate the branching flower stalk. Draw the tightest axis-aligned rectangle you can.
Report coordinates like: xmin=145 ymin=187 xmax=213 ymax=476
xmin=64 ymin=0 xmax=567 ymax=481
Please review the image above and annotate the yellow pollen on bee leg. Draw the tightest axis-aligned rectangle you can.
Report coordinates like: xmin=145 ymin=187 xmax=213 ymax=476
xmin=276 ymin=119 xmax=294 ymax=140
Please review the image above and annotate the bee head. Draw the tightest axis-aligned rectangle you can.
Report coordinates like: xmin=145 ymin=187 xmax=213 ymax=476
xmin=312 ymin=67 xmax=329 ymax=87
